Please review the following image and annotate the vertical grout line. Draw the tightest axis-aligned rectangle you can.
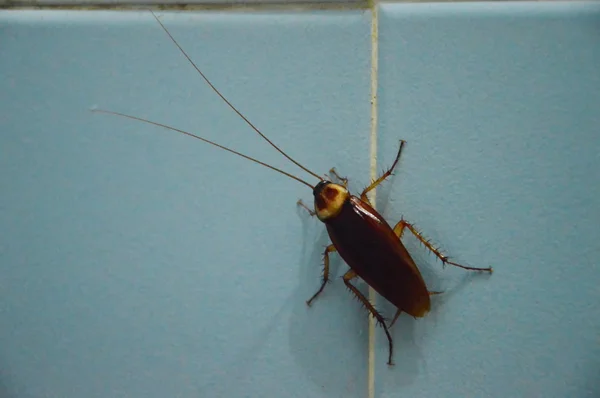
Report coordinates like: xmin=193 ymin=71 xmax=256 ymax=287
xmin=368 ymin=2 xmax=379 ymax=398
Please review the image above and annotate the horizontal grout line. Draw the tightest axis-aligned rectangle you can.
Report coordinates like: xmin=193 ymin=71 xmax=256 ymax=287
xmin=0 ymin=1 xmax=371 ymax=11
xmin=1 ymin=0 xmax=556 ymax=12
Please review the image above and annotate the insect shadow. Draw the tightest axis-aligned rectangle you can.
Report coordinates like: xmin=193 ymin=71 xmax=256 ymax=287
xmin=289 ymin=176 xmax=369 ymax=393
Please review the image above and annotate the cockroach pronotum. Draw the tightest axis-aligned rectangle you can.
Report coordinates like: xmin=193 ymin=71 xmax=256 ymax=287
xmin=93 ymin=11 xmax=493 ymax=366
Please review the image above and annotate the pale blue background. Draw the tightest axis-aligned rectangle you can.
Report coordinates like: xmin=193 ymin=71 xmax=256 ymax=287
xmin=0 ymin=3 xmax=599 ymax=398
xmin=376 ymin=2 xmax=600 ymax=397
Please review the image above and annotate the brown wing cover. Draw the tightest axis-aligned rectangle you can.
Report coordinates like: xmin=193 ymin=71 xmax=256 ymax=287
xmin=325 ymin=196 xmax=430 ymax=317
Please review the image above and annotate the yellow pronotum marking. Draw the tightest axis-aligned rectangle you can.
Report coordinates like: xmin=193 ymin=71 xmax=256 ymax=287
xmin=315 ymin=183 xmax=349 ymax=221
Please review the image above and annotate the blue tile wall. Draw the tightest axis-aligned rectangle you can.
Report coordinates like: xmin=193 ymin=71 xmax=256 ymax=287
xmin=1 ymin=3 xmax=599 ymax=397
xmin=377 ymin=2 xmax=600 ymax=398
xmin=0 ymin=10 xmax=372 ymax=397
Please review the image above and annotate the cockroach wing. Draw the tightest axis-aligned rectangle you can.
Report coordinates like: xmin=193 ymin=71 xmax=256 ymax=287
xmin=325 ymin=196 xmax=431 ymax=318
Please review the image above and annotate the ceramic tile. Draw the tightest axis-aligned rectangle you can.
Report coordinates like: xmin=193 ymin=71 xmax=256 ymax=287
xmin=0 ymin=10 xmax=371 ymax=397
xmin=377 ymin=2 xmax=600 ymax=397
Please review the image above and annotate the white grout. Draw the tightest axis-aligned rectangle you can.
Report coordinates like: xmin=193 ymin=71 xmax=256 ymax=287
xmin=368 ymin=3 xmax=379 ymax=398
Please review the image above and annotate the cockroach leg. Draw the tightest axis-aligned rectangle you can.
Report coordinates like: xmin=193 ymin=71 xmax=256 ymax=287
xmin=343 ymin=269 xmax=395 ymax=366
xmin=306 ymin=244 xmax=336 ymax=306
xmin=360 ymin=140 xmax=406 ymax=202
xmin=329 ymin=167 xmax=348 ymax=187
xmin=297 ymin=199 xmax=316 ymax=217
xmin=392 ymin=220 xmax=406 ymax=239
xmin=393 ymin=219 xmax=493 ymax=273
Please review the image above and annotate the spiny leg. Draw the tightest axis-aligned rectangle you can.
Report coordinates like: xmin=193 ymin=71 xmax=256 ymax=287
xmin=360 ymin=140 xmax=406 ymax=202
xmin=297 ymin=199 xmax=316 ymax=217
xmin=343 ymin=269 xmax=395 ymax=366
xmin=329 ymin=167 xmax=348 ymax=187
xmin=306 ymin=244 xmax=337 ymax=306
xmin=393 ymin=219 xmax=493 ymax=273
xmin=389 ymin=291 xmax=443 ymax=328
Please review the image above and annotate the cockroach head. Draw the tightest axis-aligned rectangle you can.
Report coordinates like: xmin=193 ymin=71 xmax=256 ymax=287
xmin=312 ymin=181 xmax=349 ymax=222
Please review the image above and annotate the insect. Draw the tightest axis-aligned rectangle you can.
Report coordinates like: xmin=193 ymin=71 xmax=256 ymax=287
xmin=94 ymin=11 xmax=493 ymax=366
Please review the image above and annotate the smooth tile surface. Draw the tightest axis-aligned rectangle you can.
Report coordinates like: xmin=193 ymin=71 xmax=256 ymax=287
xmin=0 ymin=10 xmax=372 ymax=397
xmin=378 ymin=2 xmax=600 ymax=397
xmin=3 ymin=3 xmax=600 ymax=397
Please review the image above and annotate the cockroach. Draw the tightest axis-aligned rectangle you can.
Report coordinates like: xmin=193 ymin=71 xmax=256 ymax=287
xmin=93 ymin=11 xmax=493 ymax=366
